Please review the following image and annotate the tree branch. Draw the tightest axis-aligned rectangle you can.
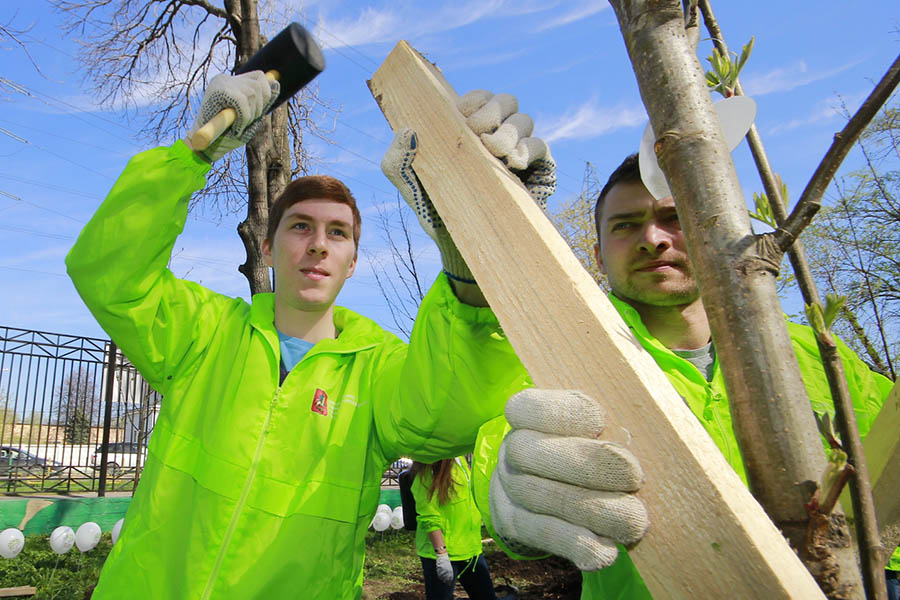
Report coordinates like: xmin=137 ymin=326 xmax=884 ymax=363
xmin=777 ymin=53 xmax=900 ymax=251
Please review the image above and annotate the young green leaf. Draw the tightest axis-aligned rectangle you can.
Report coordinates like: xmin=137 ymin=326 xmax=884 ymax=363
xmin=749 ymin=192 xmax=777 ymax=228
xmin=823 ymin=293 xmax=846 ymax=330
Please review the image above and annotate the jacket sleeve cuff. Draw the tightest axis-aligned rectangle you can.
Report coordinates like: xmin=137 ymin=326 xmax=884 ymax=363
xmin=431 ymin=272 xmax=502 ymax=327
xmin=171 ymin=139 xmax=215 ymax=175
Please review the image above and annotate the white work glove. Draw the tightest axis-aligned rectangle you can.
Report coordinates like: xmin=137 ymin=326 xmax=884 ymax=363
xmin=457 ymin=90 xmax=557 ymax=207
xmin=489 ymin=389 xmax=649 ymax=571
xmin=435 ymin=551 xmax=454 ymax=585
xmin=381 ymin=90 xmax=556 ymax=284
xmin=187 ymin=71 xmax=280 ymax=163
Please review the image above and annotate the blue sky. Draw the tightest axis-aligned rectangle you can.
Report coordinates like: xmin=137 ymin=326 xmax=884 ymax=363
xmin=1 ymin=1 xmax=898 ymax=341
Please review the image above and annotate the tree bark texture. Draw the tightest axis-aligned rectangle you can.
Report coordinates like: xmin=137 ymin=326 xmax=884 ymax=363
xmin=229 ymin=0 xmax=284 ymax=295
xmin=608 ymin=2 xmax=862 ymax=597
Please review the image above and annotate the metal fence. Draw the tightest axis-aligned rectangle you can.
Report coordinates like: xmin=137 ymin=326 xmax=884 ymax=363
xmin=0 ymin=326 xmax=160 ymax=495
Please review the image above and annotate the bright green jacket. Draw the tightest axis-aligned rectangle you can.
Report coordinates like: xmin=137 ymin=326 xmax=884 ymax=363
xmin=66 ymin=142 xmax=527 ymax=599
xmin=472 ymin=293 xmax=894 ymax=599
xmin=412 ymin=458 xmax=483 ymax=561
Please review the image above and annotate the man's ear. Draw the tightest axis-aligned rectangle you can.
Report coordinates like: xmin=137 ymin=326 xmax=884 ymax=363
xmin=345 ymin=254 xmax=357 ymax=279
xmin=262 ymin=238 xmax=274 ymax=268
xmin=594 ymin=242 xmax=606 ymax=275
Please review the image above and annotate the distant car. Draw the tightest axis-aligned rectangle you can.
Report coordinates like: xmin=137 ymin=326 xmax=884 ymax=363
xmin=92 ymin=442 xmax=148 ymax=476
xmin=0 ymin=446 xmax=65 ymax=478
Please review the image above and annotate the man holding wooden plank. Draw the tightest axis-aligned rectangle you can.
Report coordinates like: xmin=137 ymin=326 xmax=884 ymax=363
xmin=472 ymin=152 xmax=896 ymax=599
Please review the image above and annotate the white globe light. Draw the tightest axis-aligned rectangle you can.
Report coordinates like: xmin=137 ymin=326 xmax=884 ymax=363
xmin=372 ymin=511 xmax=391 ymax=532
xmin=376 ymin=503 xmax=392 ymax=516
xmin=0 ymin=529 xmax=24 ymax=559
xmin=75 ymin=522 xmax=102 ymax=552
xmin=49 ymin=526 xmax=75 ymax=554
xmin=390 ymin=507 xmax=404 ymax=530
xmin=111 ymin=518 xmax=124 ymax=545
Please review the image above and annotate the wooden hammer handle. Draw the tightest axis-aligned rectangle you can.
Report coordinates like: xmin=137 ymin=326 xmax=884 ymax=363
xmin=190 ymin=70 xmax=280 ymax=151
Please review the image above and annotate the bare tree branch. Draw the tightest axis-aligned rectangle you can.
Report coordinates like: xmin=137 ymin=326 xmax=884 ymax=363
xmin=365 ymin=194 xmax=427 ymax=339
xmin=778 ymin=53 xmax=900 ymax=251
xmin=51 ymin=0 xmax=340 ymax=293
xmin=0 ymin=15 xmax=44 ymax=77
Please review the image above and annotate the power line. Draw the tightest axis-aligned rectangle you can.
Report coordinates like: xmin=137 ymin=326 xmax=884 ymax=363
xmin=0 ymin=187 xmax=87 ymax=224
xmin=0 ymin=173 xmax=101 ymax=201
xmin=1 ymin=76 xmax=135 ymax=143
xmin=321 ymin=165 xmax=395 ymax=197
xmin=0 ymin=224 xmax=73 ymax=241
xmin=0 ymin=221 xmax=243 ymax=276
xmin=19 ymin=33 xmax=78 ymax=60
xmin=313 ymin=23 xmax=381 ymax=70
xmin=0 ymin=118 xmax=133 ymax=158
xmin=0 ymin=124 xmax=113 ymax=179
xmin=312 ymin=30 xmax=380 ymax=73
xmin=334 ymin=119 xmax=390 ymax=146
xmin=0 ymin=265 xmax=67 ymax=278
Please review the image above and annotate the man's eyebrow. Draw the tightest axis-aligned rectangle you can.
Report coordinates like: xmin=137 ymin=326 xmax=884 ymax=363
xmin=605 ymin=211 xmax=646 ymax=222
xmin=285 ymin=211 xmax=352 ymax=228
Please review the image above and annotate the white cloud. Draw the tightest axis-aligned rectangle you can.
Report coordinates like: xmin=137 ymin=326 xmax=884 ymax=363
xmin=313 ymin=1 xmax=558 ymax=49
xmin=767 ymin=91 xmax=866 ymax=135
xmin=535 ymin=0 xmax=609 ymax=32
xmin=447 ymin=49 xmax=529 ymax=71
xmin=3 ymin=245 xmax=70 ymax=267
xmin=741 ymin=59 xmax=862 ymax=97
xmin=539 ymin=99 xmax=645 ymax=142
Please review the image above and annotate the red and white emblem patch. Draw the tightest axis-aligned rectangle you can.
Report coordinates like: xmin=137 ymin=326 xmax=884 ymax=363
xmin=311 ymin=388 xmax=328 ymax=416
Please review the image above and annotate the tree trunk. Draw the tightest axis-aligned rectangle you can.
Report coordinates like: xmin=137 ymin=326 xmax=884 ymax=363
xmin=228 ymin=0 xmax=284 ymax=295
xmin=608 ymin=2 xmax=863 ymax=597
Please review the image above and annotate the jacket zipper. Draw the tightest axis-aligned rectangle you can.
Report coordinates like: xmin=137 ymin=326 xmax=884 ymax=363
xmin=200 ymin=387 xmax=281 ymax=600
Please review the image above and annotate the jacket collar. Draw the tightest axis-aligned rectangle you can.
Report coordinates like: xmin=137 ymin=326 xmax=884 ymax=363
xmin=607 ymin=293 xmax=668 ymax=353
xmin=608 ymin=292 xmax=720 ymax=386
xmin=249 ymin=293 xmax=386 ymax=356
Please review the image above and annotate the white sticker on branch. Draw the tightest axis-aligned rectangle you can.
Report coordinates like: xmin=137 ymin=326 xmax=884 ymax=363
xmin=639 ymin=96 xmax=757 ymax=200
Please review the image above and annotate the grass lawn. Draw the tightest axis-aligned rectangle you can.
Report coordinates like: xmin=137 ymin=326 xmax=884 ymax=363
xmin=0 ymin=528 xmax=580 ymax=599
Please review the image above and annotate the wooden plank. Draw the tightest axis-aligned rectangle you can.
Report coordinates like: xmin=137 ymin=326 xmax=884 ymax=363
xmin=0 ymin=587 xmax=36 ymax=597
xmin=369 ymin=40 xmax=825 ymax=599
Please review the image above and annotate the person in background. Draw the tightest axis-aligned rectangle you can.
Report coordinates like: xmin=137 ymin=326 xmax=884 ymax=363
xmin=411 ymin=457 xmax=498 ymax=600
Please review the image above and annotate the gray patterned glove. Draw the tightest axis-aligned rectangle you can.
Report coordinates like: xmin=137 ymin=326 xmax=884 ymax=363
xmin=435 ymin=551 xmax=454 ymax=585
xmin=490 ymin=389 xmax=649 ymax=571
xmin=187 ymin=71 xmax=280 ymax=163
xmin=381 ymin=91 xmax=556 ymax=284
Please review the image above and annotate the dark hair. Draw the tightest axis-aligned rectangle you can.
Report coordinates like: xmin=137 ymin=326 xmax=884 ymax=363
xmin=266 ymin=175 xmax=362 ymax=248
xmin=594 ymin=153 xmax=640 ymax=239
xmin=409 ymin=459 xmax=458 ymax=505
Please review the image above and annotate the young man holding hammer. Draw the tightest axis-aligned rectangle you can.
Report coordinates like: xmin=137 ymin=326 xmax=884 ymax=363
xmin=65 ymin=71 xmax=592 ymax=598
xmin=475 ymin=153 xmax=896 ymax=598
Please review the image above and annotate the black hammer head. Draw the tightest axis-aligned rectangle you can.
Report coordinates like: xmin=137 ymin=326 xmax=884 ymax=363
xmin=236 ymin=22 xmax=326 ymax=110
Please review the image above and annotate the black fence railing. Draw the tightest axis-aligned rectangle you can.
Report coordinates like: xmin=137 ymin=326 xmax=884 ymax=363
xmin=0 ymin=326 xmax=160 ymax=495
xmin=381 ymin=458 xmax=412 ymax=486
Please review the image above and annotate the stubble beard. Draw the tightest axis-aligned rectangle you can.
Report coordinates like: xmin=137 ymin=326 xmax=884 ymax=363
xmin=613 ymin=267 xmax=700 ymax=309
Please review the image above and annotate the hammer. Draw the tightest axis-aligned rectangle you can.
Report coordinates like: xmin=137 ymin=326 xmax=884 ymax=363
xmin=191 ymin=22 xmax=325 ymax=150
